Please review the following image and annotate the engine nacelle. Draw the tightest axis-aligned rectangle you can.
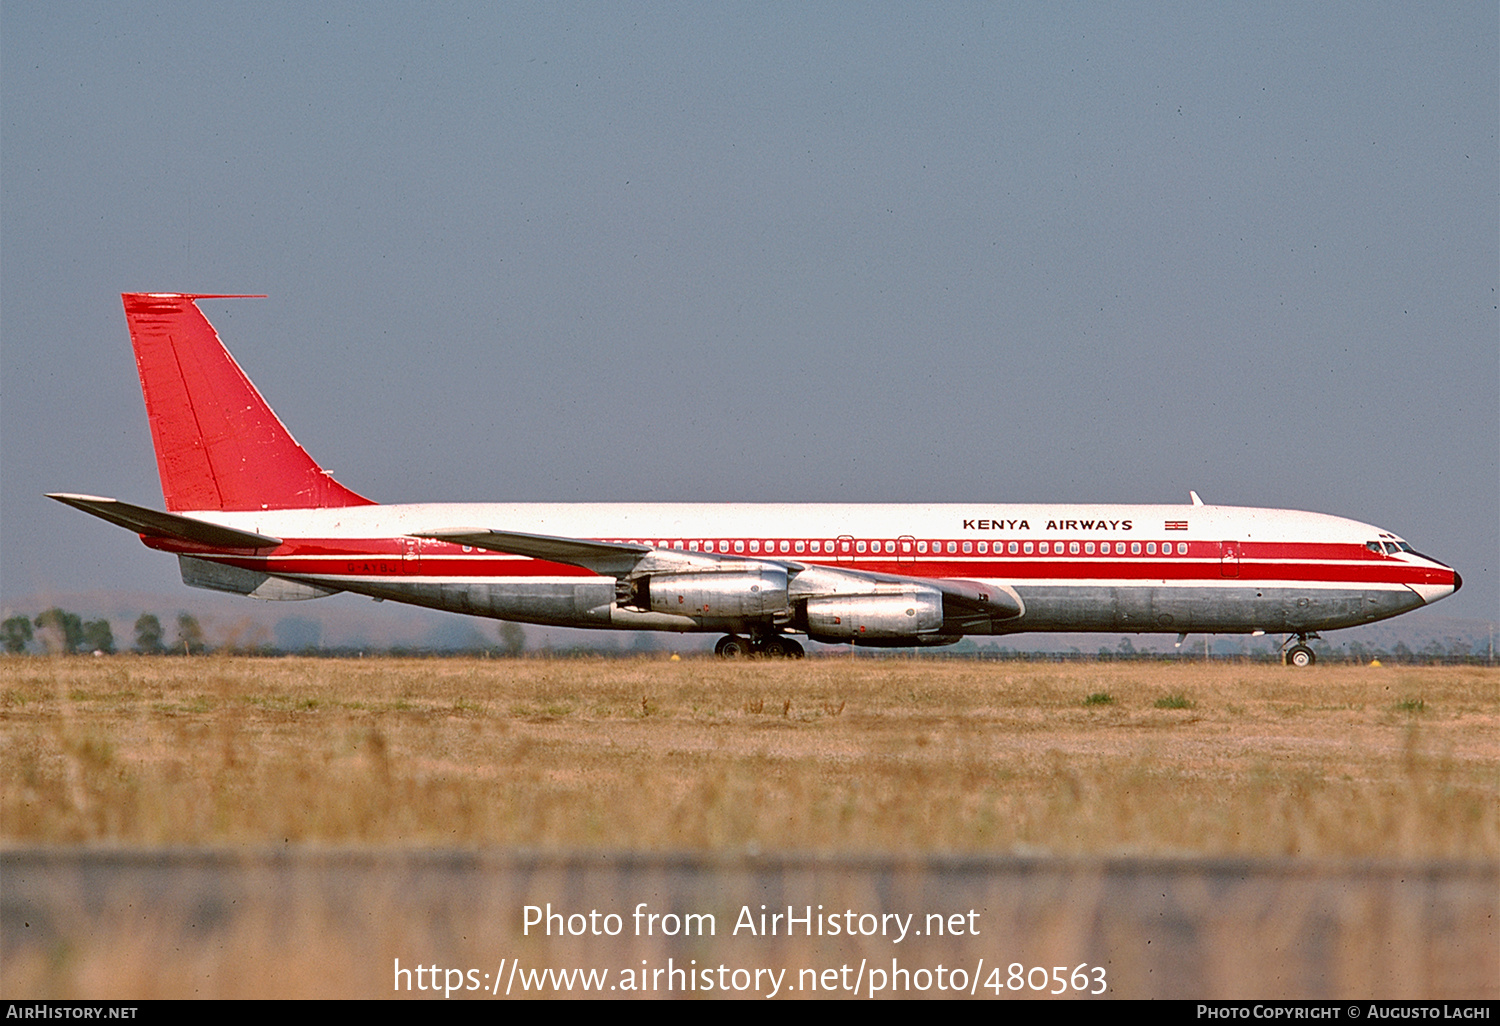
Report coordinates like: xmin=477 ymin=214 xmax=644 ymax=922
xmin=644 ymin=569 xmax=790 ymax=622
xmin=804 ymin=588 xmax=943 ymax=640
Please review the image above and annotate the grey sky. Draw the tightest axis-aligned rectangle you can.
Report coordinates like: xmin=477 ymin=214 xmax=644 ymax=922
xmin=3 ymin=3 xmax=1495 ymax=623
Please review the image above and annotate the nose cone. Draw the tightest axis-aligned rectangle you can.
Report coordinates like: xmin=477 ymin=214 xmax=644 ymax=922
xmin=1406 ymin=563 xmax=1461 ymax=605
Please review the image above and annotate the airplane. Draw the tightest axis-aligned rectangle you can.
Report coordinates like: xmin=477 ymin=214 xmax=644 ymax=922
xmin=50 ymin=293 xmax=1462 ymax=666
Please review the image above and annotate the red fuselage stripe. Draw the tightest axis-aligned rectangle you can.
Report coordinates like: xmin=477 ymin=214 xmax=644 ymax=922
xmin=144 ymin=536 xmax=1455 ymax=587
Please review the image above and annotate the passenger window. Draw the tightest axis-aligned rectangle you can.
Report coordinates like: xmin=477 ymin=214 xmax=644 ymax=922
xmin=977 ymin=541 xmax=988 ymax=554
xmin=856 ymin=541 xmax=867 ymax=553
xmin=1069 ymin=542 xmax=1080 ymax=554
xmin=1022 ymin=542 xmax=1033 ymax=554
xmin=1177 ymin=542 xmax=1188 ymax=554
xmin=810 ymin=540 xmax=821 ymax=553
xmin=1131 ymin=542 xmax=1141 ymax=555
xmin=734 ymin=540 xmax=744 ymax=553
xmin=917 ymin=541 xmax=928 ymax=554
xmin=779 ymin=540 xmax=790 ymax=553
xmin=1039 ymin=542 xmax=1049 ymax=554
xmin=749 ymin=540 xmax=759 ymax=553
xmin=962 ymin=541 xmax=973 ymax=554
xmin=946 ymin=541 xmax=957 ymax=553
xmin=1147 ymin=542 xmax=1156 ymax=555
xmin=1084 ymin=542 xmax=1095 ymax=555
xmin=795 ymin=540 xmax=806 ymax=553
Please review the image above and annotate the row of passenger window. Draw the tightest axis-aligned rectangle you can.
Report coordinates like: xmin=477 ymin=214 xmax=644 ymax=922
xmin=609 ymin=538 xmax=1194 ymax=557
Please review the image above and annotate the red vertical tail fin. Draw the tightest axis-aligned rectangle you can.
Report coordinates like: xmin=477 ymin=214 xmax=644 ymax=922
xmin=122 ymin=293 xmax=375 ymax=512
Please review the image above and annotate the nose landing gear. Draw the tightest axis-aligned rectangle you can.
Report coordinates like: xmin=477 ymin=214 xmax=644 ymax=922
xmin=1282 ymin=633 xmax=1319 ymax=667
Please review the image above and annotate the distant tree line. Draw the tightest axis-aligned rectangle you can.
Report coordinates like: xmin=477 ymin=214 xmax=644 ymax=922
xmin=1 ymin=611 xmax=1492 ymax=662
xmin=0 ymin=610 xmax=532 ymax=658
xmin=1 ymin=610 xmax=207 ymax=655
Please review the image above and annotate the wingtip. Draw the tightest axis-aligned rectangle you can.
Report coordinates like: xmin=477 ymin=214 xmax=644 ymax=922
xmin=47 ymin=492 xmax=115 ymax=504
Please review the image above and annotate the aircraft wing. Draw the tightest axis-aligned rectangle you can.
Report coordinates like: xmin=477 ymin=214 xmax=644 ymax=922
xmin=418 ymin=526 xmax=1020 ymax=619
xmin=47 ymin=493 xmax=282 ymax=548
xmin=418 ymin=527 xmax=802 ymax=579
xmin=418 ymin=528 xmax=658 ymax=577
xmin=420 ymin=527 xmax=829 ymax=580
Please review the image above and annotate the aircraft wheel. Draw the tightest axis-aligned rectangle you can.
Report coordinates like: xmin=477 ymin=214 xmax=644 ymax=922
xmin=1285 ymin=644 xmax=1315 ymax=667
xmin=716 ymin=635 xmax=752 ymax=659
xmin=758 ymin=636 xmax=805 ymax=659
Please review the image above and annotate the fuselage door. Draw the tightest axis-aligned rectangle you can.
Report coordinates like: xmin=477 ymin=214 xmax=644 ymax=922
xmin=836 ymin=535 xmax=855 ymax=564
xmin=401 ymin=537 xmax=421 ymax=574
xmin=1219 ymin=540 xmax=1241 ymax=578
xmin=898 ymin=535 xmax=916 ymax=563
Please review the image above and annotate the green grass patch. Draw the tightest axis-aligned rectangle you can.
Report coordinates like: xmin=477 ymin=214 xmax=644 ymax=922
xmin=1083 ymin=692 xmax=1115 ymax=706
xmin=1154 ymin=693 xmax=1195 ymax=710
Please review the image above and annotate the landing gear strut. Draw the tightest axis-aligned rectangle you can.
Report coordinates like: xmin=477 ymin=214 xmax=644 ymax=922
xmin=1282 ymin=633 xmax=1318 ymax=667
xmin=714 ymin=634 xmax=805 ymax=659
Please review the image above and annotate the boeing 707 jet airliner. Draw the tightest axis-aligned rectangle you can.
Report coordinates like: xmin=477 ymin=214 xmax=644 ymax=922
xmin=50 ymin=294 xmax=1461 ymax=664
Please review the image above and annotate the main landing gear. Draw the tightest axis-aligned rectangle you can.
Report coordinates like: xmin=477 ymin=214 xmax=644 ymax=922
xmin=714 ymin=634 xmax=806 ymax=659
xmin=1282 ymin=633 xmax=1319 ymax=667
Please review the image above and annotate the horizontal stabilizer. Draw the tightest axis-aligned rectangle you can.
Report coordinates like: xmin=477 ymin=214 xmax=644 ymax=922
xmin=47 ymin=493 xmax=281 ymax=548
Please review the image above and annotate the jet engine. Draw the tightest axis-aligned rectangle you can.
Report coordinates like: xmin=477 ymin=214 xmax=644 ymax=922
xmin=637 ymin=568 xmax=790 ymax=624
xmin=804 ymin=587 xmax=943 ymax=641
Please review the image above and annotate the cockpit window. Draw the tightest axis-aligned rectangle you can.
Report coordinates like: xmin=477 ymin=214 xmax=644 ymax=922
xmin=1366 ymin=541 xmax=1383 ymax=553
xmin=1384 ymin=542 xmax=1402 ymax=554
xmin=1398 ymin=542 xmax=1414 ymax=553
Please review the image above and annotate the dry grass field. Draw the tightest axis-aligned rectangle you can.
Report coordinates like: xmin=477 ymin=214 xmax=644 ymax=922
xmin=3 ymin=655 xmax=1497 ymax=999
xmin=2 ymin=655 xmax=1495 ymax=856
